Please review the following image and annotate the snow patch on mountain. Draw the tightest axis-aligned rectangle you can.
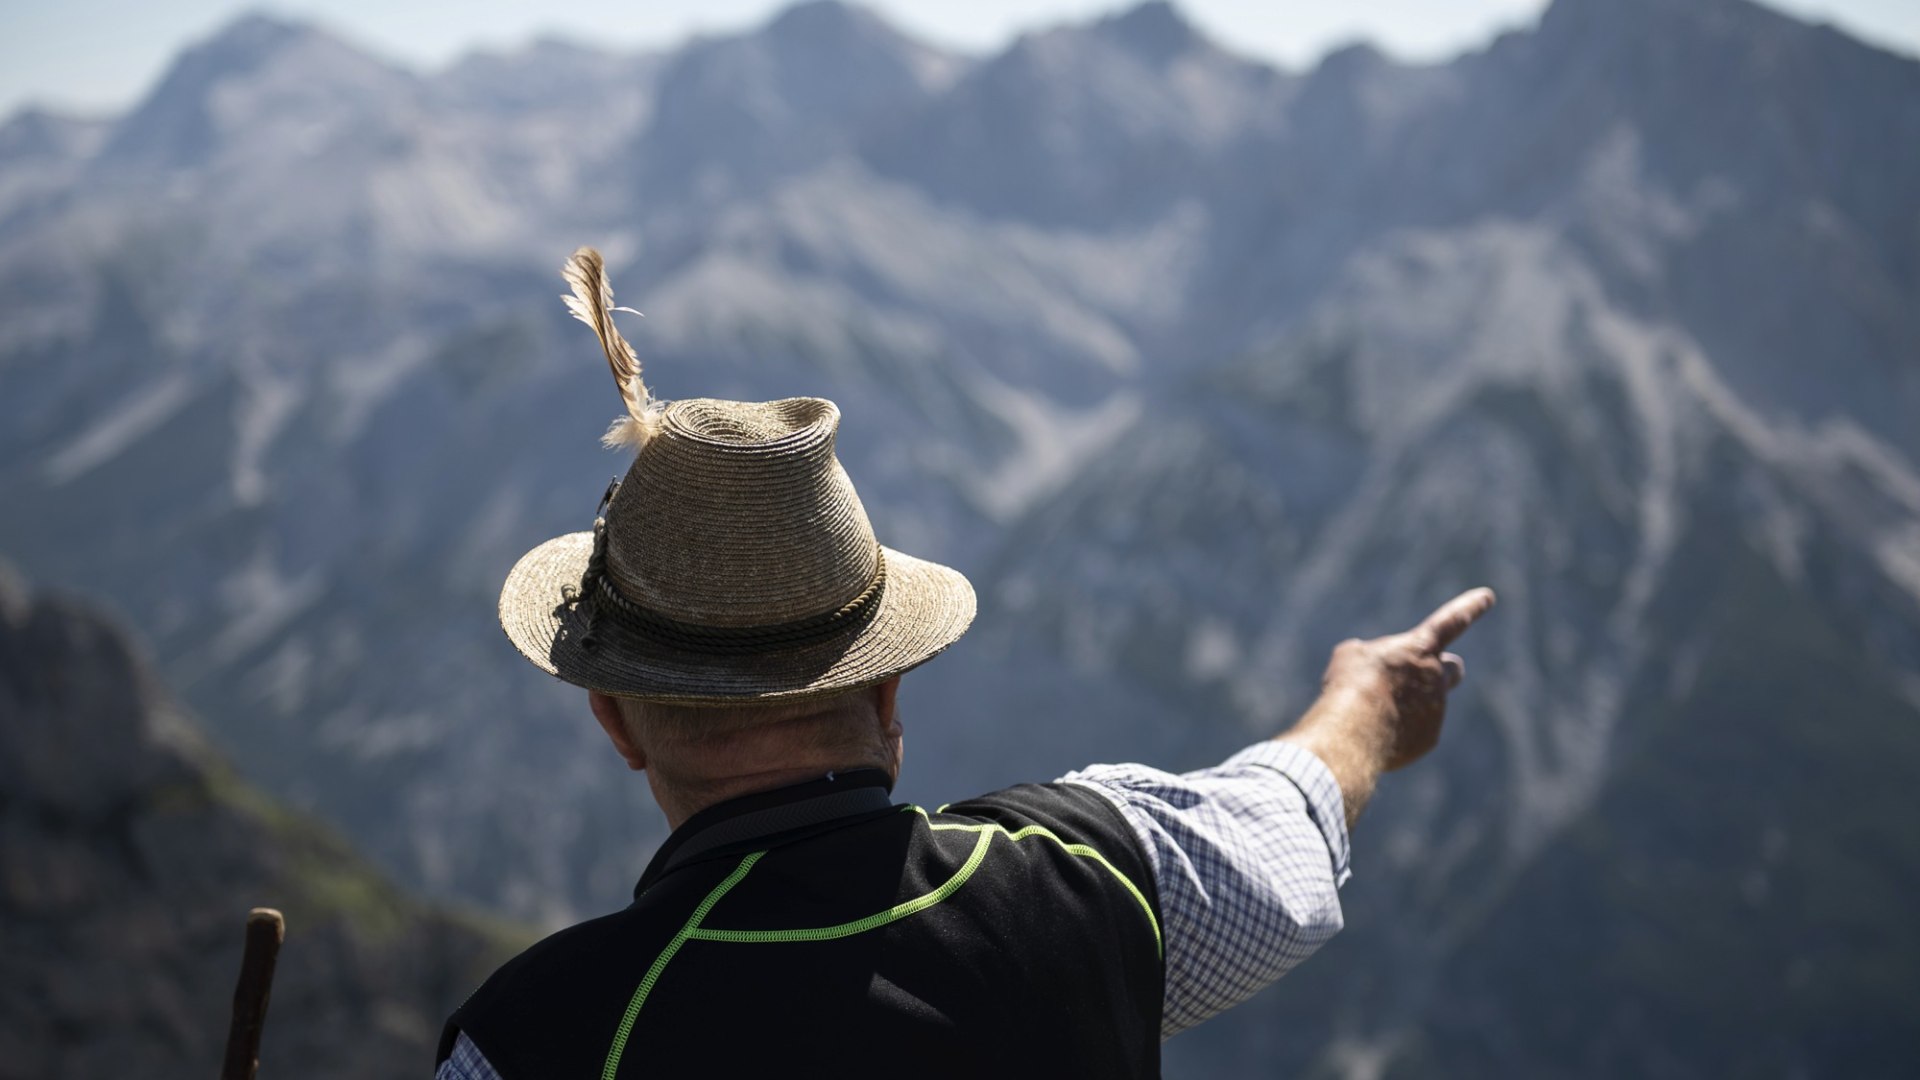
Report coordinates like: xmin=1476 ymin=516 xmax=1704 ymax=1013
xmin=953 ymin=372 xmax=1141 ymax=521
xmin=40 ymin=373 xmax=195 ymax=485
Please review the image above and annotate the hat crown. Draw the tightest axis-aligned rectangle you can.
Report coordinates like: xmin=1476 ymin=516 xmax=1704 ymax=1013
xmin=600 ymin=397 xmax=881 ymax=629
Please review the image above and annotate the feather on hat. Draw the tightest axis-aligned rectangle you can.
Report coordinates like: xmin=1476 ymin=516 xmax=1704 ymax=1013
xmin=561 ymin=246 xmax=659 ymax=451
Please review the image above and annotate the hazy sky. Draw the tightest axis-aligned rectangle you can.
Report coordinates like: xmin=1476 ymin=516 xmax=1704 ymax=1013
xmin=3 ymin=0 xmax=1916 ymax=118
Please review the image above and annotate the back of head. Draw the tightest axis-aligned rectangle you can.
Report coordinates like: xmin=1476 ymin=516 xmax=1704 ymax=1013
xmin=615 ymin=688 xmax=890 ymax=806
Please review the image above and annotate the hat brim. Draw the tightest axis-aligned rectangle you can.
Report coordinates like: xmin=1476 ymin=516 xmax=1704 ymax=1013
xmin=498 ymin=532 xmax=976 ymax=703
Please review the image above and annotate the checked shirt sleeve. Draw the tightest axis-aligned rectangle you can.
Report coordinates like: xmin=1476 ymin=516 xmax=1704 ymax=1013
xmin=1061 ymin=741 xmax=1352 ymax=1038
xmin=435 ymin=1033 xmax=504 ymax=1080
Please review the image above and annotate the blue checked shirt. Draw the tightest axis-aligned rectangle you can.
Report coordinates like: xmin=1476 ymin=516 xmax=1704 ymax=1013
xmin=436 ymin=739 xmax=1350 ymax=1076
xmin=1062 ymin=739 xmax=1351 ymax=1037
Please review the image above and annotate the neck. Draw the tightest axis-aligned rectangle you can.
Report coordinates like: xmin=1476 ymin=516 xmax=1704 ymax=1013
xmin=650 ymin=758 xmax=894 ymax=830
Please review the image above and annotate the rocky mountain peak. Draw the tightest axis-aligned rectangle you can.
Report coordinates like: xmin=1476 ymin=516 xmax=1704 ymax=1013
xmin=635 ymin=0 xmax=954 ymax=200
xmin=197 ymin=11 xmax=317 ymax=60
xmin=0 ymin=107 xmax=110 ymax=163
xmin=1525 ymin=0 xmax=1867 ymax=83
xmin=1537 ymin=0 xmax=1803 ymax=43
xmin=1314 ymin=39 xmax=1392 ymax=77
xmin=116 ymin=11 xmax=337 ymax=116
xmin=763 ymin=0 xmax=891 ymax=48
xmin=95 ymin=11 xmax=412 ymax=172
xmin=1092 ymin=1 xmax=1208 ymax=68
xmin=0 ymin=561 xmax=195 ymax=818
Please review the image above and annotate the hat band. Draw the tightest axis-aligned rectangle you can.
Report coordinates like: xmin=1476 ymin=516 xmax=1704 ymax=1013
xmin=585 ymin=550 xmax=888 ymax=653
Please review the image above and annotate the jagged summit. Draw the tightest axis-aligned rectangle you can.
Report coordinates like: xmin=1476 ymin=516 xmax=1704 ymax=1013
xmin=1313 ymin=39 xmax=1393 ymax=73
xmin=1524 ymin=0 xmax=1914 ymax=72
xmin=1291 ymin=38 xmax=1402 ymax=106
xmin=633 ymin=0 xmax=954 ymax=198
xmin=751 ymin=0 xmax=958 ymax=85
xmin=0 ymin=107 xmax=109 ymax=163
xmin=0 ymin=560 xmax=189 ymax=814
xmin=95 ymin=10 xmax=410 ymax=171
xmin=1496 ymin=0 xmax=1920 ymax=257
xmin=1539 ymin=0 xmax=1815 ymax=39
xmin=1092 ymin=1 xmax=1209 ymax=67
xmin=195 ymin=11 xmax=318 ymax=57
xmin=131 ymin=11 xmax=340 ymax=105
xmin=856 ymin=0 xmax=1279 ymax=226
xmin=765 ymin=0 xmax=893 ymax=43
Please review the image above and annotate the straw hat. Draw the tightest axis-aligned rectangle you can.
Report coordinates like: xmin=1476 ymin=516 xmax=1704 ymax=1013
xmin=497 ymin=251 xmax=975 ymax=703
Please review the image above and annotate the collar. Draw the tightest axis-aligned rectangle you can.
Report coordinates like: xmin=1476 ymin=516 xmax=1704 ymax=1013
xmin=634 ymin=769 xmax=897 ymax=897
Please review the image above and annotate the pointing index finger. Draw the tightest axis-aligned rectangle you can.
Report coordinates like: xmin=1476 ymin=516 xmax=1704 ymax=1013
xmin=1413 ymin=587 xmax=1497 ymax=652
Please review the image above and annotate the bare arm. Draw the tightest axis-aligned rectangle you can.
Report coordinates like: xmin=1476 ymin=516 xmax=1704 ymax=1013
xmin=1277 ymin=588 xmax=1497 ymax=829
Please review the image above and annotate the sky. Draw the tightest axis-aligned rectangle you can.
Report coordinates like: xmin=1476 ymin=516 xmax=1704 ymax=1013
xmin=2 ymin=0 xmax=1916 ymax=118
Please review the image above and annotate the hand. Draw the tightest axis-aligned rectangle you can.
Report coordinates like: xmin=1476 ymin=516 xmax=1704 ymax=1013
xmin=1321 ymin=587 xmax=1497 ymax=771
xmin=1280 ymin=587 xmax=1496 ymax=827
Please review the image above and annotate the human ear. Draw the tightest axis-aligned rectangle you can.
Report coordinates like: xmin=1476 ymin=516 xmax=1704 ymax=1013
xmin=872 ymin=677 xmax=902 ymax=739
xmin=589 ymin=691 xmax=648 ymax=771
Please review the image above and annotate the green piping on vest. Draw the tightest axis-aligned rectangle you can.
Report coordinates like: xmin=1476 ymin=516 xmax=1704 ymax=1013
xmin=601 ymin=850 xmax=763 ymax=1080
xmin=910 ymin=806 xmax=1164 ymax=957
xmin=690 ymin=825 xmax=995 ymax=944
xmin=600 ymin=806 xmax=1161 ymax=1077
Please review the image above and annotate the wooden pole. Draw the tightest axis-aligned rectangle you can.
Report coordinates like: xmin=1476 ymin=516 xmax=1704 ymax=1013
xmin=220 ymin=907 xmax=285 ymax=1080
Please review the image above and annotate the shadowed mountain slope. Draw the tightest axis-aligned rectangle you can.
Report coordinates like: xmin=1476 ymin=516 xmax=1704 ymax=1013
xmin=0 ymin=562 xmax=526 ymax=1078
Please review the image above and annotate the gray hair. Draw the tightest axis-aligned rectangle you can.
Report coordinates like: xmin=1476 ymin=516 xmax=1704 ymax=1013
xmin=614 ymin=689 xmax=889 ymax=793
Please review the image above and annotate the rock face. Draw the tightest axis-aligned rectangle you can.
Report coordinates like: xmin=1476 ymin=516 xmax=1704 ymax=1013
xmin=0 ymin=564 xmax=522 ymax=1078
xmin=0 ymin=0 xmax=1916 ymax=1075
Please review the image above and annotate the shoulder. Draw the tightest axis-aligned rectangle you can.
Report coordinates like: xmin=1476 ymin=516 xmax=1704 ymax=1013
xmin=449 ymin=909 xmax=637 ymax=1024
xmin=934 ymin=781 xmax=1163 ymax=942
xmin=940 ymin=778 xmax=1142 ymax=840
xmin=445 ymin=871 xmax=729 ymax=1079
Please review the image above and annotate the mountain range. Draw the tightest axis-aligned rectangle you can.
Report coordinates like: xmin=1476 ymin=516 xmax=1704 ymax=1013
xmin=1 ymin=0 xmax=1916 ymax=1074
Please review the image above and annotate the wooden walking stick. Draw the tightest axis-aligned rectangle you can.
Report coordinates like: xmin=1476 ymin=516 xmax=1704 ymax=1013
xmin=220 ymin=907 xmax=285 ymax=1080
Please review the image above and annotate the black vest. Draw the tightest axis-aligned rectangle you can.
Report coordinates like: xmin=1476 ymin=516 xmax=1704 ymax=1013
xmin=441 ymin=770 xmax=1165 ymax=1078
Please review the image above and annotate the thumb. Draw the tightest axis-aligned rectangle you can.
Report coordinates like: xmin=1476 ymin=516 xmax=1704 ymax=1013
xmin=1440 ymin=651 xmax=1465 ymax=690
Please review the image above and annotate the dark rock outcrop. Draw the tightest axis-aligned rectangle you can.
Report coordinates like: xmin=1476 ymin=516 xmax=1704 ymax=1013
xmin=0 ymin=562 xmax=524 ymax=1079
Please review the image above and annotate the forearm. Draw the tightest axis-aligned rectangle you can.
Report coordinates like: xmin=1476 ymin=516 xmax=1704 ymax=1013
xmin=1275 ymin=686 xmax=1393 ymax=830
